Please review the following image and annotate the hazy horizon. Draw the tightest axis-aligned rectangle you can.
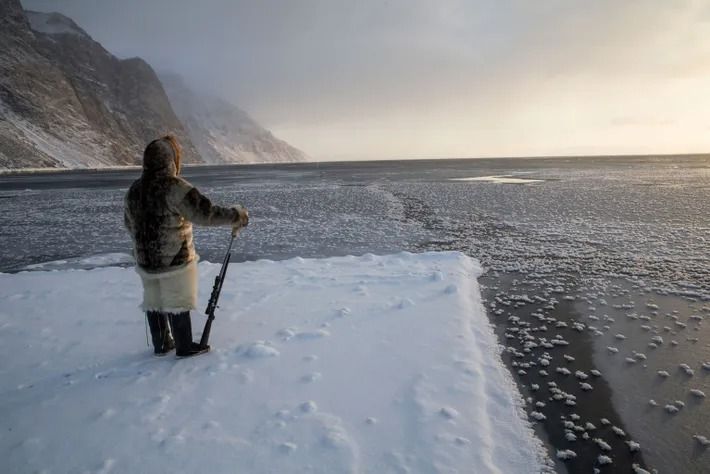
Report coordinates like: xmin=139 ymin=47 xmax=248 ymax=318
xmin=22 ymin=0 xmax=710 ymax=161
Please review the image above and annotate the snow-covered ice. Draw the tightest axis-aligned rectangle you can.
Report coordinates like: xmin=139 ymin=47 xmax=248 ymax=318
xmin=690 ymin=389 xmax=706 ymax=399
xmin=633 ymin=463 xmax=652 ymax=474
xmin=593 ymin=438 xmax=612 ymax=451
xmin=626 ymin=440 xmax=641 ymax=452
xmin=679 ymin=363 xmax=695 ymax=376
xmin=449 ymin=175 xmax=544 ymax=184
xmin=597 ymin=454 xmax=613 ymax=465
xmin=0 ymin=251 xmax=549 ymax=473
xmin=556 ymin=449 xmax=577 ymax=460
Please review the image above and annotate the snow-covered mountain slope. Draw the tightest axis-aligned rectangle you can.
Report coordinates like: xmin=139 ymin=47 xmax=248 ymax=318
xmin=0 ymin=252 xmax=549 ymax=473
xmin=0 ymin=0 xmax=307 ymax=169
xmin=0 ymin=0 xmax=199 ymax=169
xmin=161 ymin=73 xmax=308 ymax=164
xmin=26 ymin=10 xmax=87 ymax=37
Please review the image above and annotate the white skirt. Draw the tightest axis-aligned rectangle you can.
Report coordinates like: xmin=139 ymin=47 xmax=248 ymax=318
xmin=135 ymin=259 xmax=199 ymax=313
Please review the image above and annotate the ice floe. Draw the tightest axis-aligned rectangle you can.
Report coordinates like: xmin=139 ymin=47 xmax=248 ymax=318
xmin=0 ymin=252 xmax=550 ymax=473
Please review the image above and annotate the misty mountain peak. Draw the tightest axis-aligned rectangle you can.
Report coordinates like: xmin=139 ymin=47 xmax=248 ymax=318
xmin=160 ymin=73 xmax=308 ymax=164
xmin=0 ymin=5 xmax=305 ymax=169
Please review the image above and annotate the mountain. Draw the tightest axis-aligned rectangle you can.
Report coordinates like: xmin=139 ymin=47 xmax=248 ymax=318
xmin=0 ymin=0 xmax=198 ymax=169
xmin=161 ymin=74 xmax=308 ymax=164
xmin=0 ymin=0 xmax=307 ymax=169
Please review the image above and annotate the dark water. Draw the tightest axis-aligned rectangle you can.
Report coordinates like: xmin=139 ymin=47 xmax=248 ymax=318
xmin=1 ymin=155 xmax=709 ymax=473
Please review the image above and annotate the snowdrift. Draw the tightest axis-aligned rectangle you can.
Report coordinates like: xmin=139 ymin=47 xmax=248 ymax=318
xmin=0 ymin=252 xmax=548 ymax=473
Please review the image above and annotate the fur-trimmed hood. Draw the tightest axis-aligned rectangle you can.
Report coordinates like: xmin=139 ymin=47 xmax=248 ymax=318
xmin=142 ymin=135 xmax=181 ymax=177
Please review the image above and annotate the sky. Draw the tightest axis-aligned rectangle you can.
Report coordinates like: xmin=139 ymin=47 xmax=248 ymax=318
xmin=22 ymin=0 xmax=710 ymax=161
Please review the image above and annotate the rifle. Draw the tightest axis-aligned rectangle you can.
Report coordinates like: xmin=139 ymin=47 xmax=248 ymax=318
xmin=199 ymin=229 xmax=238 ymax=348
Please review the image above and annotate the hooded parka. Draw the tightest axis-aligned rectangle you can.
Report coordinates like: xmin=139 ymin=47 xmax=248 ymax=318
xmin=124 ymin=136 xmax=242 ymax=311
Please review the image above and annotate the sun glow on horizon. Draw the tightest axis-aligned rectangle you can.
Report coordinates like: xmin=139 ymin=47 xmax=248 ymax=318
xmin=23 ymin=0 xmax=710 ymax=160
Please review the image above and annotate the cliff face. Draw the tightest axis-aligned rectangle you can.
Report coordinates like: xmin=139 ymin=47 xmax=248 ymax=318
xmin=0 ymin=0 xmax=310 ymax=169
xmin=0 ymin=0 xmax=198 ymax=168
xmin=161 ymin=74 xmax=308 ymax=164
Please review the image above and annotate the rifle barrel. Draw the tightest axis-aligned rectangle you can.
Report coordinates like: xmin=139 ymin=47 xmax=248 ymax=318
xmin=200 ymin=233 xmax=237 ymax=347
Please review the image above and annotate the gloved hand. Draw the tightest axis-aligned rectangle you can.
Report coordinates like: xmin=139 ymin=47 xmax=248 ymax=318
xmin=232 ymin=204 xmax=249 ymax=232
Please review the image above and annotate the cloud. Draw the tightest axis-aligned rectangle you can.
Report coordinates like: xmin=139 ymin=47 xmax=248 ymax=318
xmin=22 ymin=0 xmax=710 ymax=159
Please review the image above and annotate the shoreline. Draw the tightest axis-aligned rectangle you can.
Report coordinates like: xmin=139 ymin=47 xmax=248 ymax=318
xmin=2 ymin=152 xmax=709 ymax=175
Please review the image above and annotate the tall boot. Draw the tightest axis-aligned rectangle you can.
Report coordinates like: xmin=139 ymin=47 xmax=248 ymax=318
xmin=146 ymin=311 xmax=175 ymax=356
xmin=168 ymin=311 xmax=210 ymax=358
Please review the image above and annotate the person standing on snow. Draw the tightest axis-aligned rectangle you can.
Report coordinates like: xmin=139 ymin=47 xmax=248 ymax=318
xmin=124 ymin=135 xmax=248 ymax=358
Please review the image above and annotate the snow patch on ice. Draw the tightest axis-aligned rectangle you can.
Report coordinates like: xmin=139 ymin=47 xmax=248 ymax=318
xmin=0 ymin=252 xmax=550 ymax=473
xmin=451 ymin=175 xmax=544 ymax=184
xmin=556 ymin=449 xmax=577 ymax=460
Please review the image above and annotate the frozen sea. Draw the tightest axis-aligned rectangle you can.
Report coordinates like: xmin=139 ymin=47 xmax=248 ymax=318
xmin=1 ymin=155 xmax=709 ymax=473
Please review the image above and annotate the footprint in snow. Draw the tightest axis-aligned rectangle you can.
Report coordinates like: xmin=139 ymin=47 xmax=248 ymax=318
xmin=96 ymin=458 xmax=116 ymax=474
xmin=277 ymin=328 xmax=297 ymax=340
xmin=202 ymin=420 xmax=220 ymax=430
xmin=439 ymin=407 xmax=459 ymax=419
xmin=240 ymin=342 xmax=280 ymax=359
xmin=95 ymin=368 xmax=153 ymax=380
xmin=321 ymin=426 xmax=351 ymax=449
xmin=97 ymin=408 xmax=116 ymax=420
xmin=444 ymin=285 xmax=458 ymax=295
xmin=335 ymin=307 xmax=351 ymax=318
xmin=301 ymin=372 xmax=322 ymax=383
xmin=397 ymin=298 xmax=415 ymax=309
xmin=237 ymin=369 xmax=254 ymax=384
xmin=278 ymin=442 xmax=297 ymax=454
xmin=274 ymin=409 xmax=294 ymax=422
xmin=295 ymin=329 xmax=330 ymax=340
xmin=94 ymin=369 xmax=115 ymax=380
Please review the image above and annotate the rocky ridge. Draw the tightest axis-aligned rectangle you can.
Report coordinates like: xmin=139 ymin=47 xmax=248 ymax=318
xmin=0 ymin=0 xmax=307 ymax=169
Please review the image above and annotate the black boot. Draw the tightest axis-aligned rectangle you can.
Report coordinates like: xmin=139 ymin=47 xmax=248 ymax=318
xmin=146 ymin=311 xmax=175 ymax=356
xmin=168 ymin=311 xmax=210 ymax=358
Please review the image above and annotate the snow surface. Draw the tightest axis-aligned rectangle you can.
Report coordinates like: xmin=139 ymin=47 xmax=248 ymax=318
xmin=26 ymin=11 xmax=87 ymax=37
xmin=0 ymin=252 xmax=548 ymax=473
